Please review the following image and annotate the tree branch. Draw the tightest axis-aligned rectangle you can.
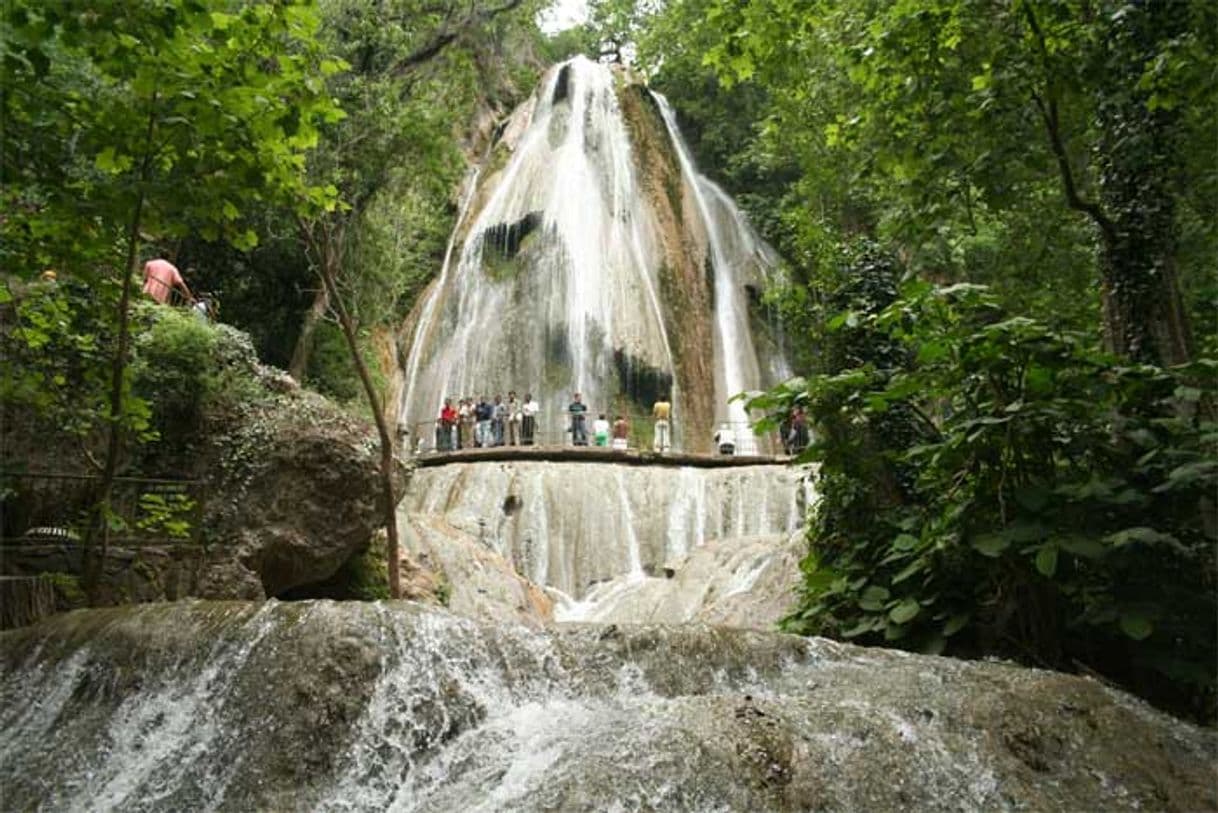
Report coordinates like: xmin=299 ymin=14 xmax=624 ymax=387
xmin=391 ymin=0 xmax=525 ymax=76
xmin=1021 ymin=2 xmax=1116 ymax=242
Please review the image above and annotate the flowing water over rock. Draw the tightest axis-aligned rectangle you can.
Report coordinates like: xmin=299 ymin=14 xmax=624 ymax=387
xmin=2 ymin=601 xmax=1213 ymax=812
xmin=402 ymin=462 xmax=808 ymax=594
xmin=397 ymin=57 xmax=784 ymax=449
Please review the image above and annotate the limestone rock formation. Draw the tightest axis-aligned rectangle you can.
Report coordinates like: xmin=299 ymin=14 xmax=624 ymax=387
xmin=195 ymin=354 xmax=406 ymax=599
xmin=1 ymin=600 xmax=1213 ymax=811
xmin=555 ymin=530 xmax=805 ymax=628
xmin=399 ymin=461 xmax=808 ymax=599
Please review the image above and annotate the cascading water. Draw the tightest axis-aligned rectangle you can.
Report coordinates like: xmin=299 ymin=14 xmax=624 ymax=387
xmin=397 ymin=57 xmax=783 ymax=449
xmin=400 ymin=164 xmax=483 ymax=422
xmin=398 ymin=461 xmax=811 ymax=626
xmin=653 ymin=94 xmax=768 ymax=454
xmin=3 ymin=602 xmax=1213 ymax=812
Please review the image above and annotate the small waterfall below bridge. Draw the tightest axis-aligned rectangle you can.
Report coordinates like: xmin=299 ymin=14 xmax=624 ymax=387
xmin=399 ymin=461 xmax=812 ymax=628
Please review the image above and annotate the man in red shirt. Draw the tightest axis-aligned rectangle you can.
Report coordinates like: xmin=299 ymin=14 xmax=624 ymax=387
xmin=142 ymin=258 xmax=193 ymax=305
xmin=438 ymin=399 xmax=458 ymax=451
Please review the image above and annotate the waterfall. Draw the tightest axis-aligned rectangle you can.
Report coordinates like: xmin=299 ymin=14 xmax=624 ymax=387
xmin=395 ymin=57 xmax=785 ymax=449
xmin=653 ymin=94 xmax=766 ymax=453
xmin=401 ymin=462 xmax=808 ymax=600
xmin=397 ymin=58 xmax=675 ymax=435
xmin=400 ymin=164 xmax=483 ymax=427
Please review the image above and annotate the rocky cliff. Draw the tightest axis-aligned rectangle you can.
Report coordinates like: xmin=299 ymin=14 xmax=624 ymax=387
xmin=1 ymin=319 xmax=407 ymax=613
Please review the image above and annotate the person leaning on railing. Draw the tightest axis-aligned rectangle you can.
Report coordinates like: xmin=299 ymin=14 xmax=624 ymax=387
xmin=438 ymin=399 xmax=457 ymax=451
xmin=568 ymin=392 xmax=588 ymax=446
xmin=474 ymin=396 xmax=493 ymax=447
xmin=142 ymin=257 xmax=194 ymax=306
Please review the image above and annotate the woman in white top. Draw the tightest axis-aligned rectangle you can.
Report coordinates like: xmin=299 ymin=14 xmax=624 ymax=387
xmin=593 ymin=414 xmax=611 ymax=447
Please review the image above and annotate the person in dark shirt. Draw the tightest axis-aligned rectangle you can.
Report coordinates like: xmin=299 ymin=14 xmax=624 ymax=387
xmin=568 ymin=392 xmax=588 ymax=446
xmin=475 ymin=396 xmax=493 ymax=447
xmin=789 ymin=405 xmax=809 ymax=453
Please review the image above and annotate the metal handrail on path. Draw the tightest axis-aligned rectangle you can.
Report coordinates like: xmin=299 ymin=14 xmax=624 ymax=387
xmin=0 ymin=471 xmax=206 ymax=547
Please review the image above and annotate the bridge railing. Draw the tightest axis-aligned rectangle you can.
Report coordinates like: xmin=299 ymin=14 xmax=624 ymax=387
xmin=404 ymin=415 xmax=807 ymax=457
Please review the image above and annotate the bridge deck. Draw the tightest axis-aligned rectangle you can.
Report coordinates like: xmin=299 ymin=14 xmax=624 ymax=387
xmin=413 ymin=446 xmax=791 ymax=468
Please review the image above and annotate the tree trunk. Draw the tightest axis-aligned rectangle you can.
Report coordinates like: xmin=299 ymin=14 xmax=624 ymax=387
xmin=288 ymin=284 xmax=329 ymax=382
xmin=307 ymin=228 xmax=403 ymax=598
xmin=91 ymin=101 xmax=156 ymax=594
xmin=1094 ymin=0 xmax=1193 ymax=366
xmin=1024 ymin=0 xmax=1192 ymax=366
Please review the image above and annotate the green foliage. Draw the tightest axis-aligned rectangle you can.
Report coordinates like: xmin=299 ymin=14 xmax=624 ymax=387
xmin=134 ymin=491 xmax=196 ymax=540
xmin=618 ymin=0 xmax=1215 ymax=353
xmin=131 ymin=306 xmax=218 ymax=434
xmin=3 ymin=0 xmax=342 ymax=270
xmin=755 ymin=281 xmax=1217 ymax=722
xmin=306 ymin=322 xmax=362 ymax=402
xmin=0 ymin=276 xmax=129 ymax=439
xmin=44 ymin=572 xmax=87 ymax=608
xmin=434 ymin=573 xmax=452 ymax=607
xmin=338 ymin=536 xmax=391 ymax=601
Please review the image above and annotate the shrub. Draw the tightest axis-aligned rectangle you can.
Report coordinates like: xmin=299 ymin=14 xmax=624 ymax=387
xmin=131 ymin=305 xmax=218 ymax=436
xmin=306 ymin=322 xmax=361 ymax=402
xmin=754 ymin=281 xmax=1217 ymax=723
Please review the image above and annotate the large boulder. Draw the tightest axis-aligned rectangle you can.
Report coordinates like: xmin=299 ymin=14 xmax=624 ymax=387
xmin=0 ymin=601 xmax=1213 ymax=812
xmin=195 ymin=349 xmax=406 ymax=598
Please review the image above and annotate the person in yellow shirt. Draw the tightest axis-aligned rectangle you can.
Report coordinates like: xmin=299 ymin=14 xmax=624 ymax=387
xmin=652 ymin=395 xmax=671 ymax=453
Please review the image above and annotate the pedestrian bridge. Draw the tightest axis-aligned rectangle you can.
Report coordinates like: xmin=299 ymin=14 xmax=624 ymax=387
xmin=411 ymin=446 xmax=793 ymax=468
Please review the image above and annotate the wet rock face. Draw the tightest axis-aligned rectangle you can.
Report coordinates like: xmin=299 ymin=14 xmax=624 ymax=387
xmin=2 ymin=601 xmax=1213 ymax=812
xmin=556 ymin=530 xmax=806 ymax=627
xmin=198 ymin=388 xmax=404 ymax=599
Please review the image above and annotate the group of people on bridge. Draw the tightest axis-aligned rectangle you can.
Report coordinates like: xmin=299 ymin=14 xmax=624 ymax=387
xmin=435 ymin=392 xmax=541 ymax=450
xmin=431 ymin=392 xmax=680 ymax=453
xmin=428 ymin=392 xmax=806 ymax=457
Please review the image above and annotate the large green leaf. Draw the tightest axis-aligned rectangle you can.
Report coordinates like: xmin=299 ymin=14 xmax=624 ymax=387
xmin=889 ymin=598 xmax=920 ymax=625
